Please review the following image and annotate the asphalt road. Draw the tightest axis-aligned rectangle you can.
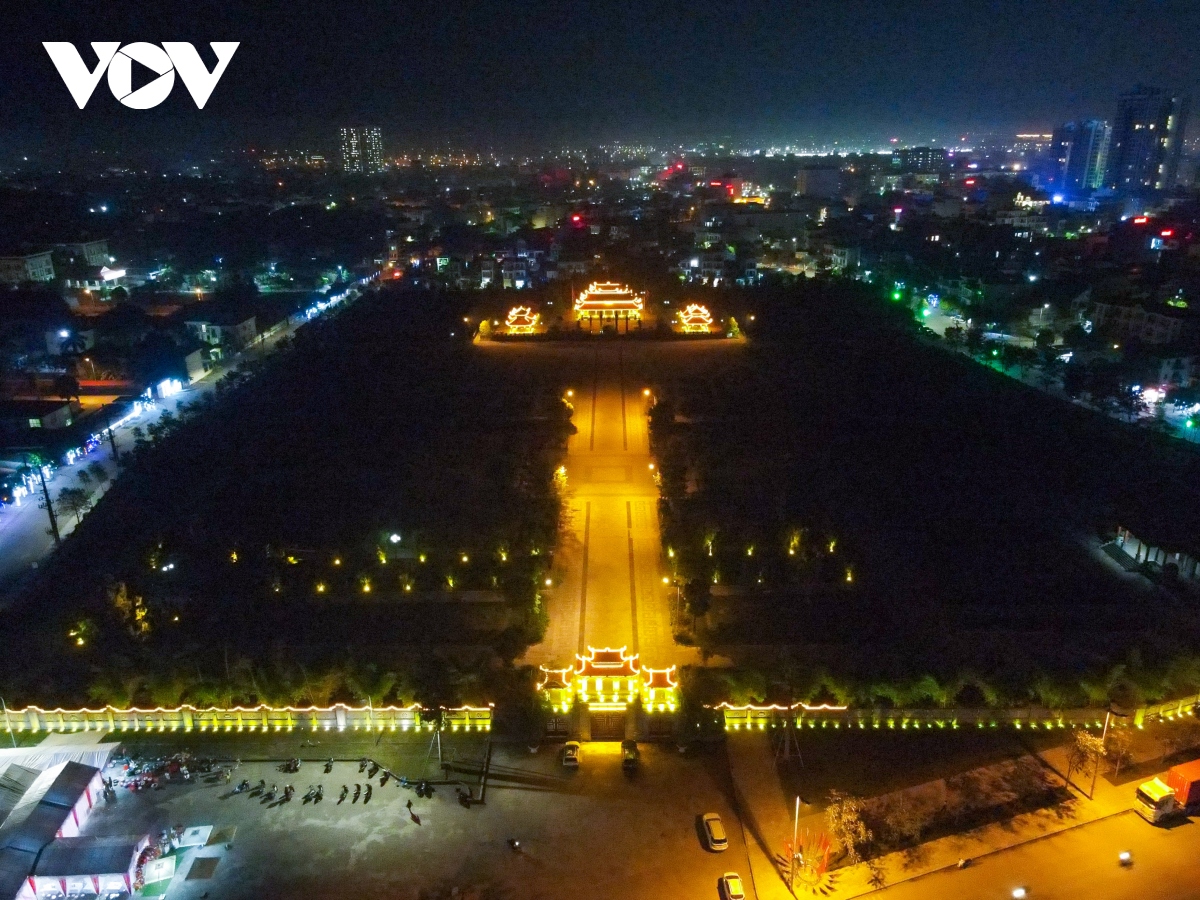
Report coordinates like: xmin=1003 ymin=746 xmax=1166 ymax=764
xmin=877 ymin=811 xmax=1200 ymax=900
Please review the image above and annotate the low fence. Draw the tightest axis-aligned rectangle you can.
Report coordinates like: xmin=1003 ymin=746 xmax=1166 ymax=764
xmin=716 ymin=697 xmax=1200 ymax=732
xmin=0 ymin=703 xmax=492 ymax=737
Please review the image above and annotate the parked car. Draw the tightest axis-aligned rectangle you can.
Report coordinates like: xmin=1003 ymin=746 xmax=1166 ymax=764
xmin=702 ymin=813 xmax=728 ymax=851
xmin=562 ymin=741 xmax=581 ymax=768
xmin=720 ymin=872 xmax=745 ymax=900
xmin=621 ymin=739 xmax=639 ymax=771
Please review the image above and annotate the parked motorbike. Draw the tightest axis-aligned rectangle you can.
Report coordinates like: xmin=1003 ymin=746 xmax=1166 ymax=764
xmin=338 ymin=785 xmax=348 ymax=804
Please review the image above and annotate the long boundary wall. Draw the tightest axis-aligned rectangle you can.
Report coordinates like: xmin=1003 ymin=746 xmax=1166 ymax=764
xmin=0 ymin=703 xmax=492 ymax=736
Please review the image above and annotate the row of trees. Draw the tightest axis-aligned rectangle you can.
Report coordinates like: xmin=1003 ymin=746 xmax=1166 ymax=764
xmin=681 ymin=645 xmax=1200 ymax=714
xmin=82 ymin=655 xmax=492 ymax=711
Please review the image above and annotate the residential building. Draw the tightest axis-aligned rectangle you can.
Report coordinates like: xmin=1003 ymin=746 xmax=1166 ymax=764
xmin=501 ymin=258 xmax=529 ymax=289
xmin=185 ymin=309 xmax=258 ymax=351
xmin=0 ymin=400 xmax=79 ymax=431
xmin=1106 ymin=85 xmax=1189 ymax=194
xmin=53 ymin=240 xmax=110 ymax=267
xmin=891 ymin=147 xmax=948 ymax=173
xmin=339 ymin=127 xmax=384 ymax=174
xmin=1145 ymin=354 xmax=1194 ymax=388
xmin=794 ymin=166 xmax=842 ymax=199
xmin=474 ymin=259 xmax=496 ymax=288
xmin=1085 ymin=298 xmax=1187 ymax=345
xmin=1055 ymin=120 xmax=1111 ymax=194
xmin=0 ymin=252 xmax=55 ymax=285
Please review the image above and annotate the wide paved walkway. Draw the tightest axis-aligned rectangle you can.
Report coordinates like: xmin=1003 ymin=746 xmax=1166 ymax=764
xmin=523 ymin=346 xmax=699 ymax=671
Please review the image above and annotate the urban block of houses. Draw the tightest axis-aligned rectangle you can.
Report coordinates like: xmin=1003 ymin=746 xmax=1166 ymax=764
xmin=184 ymin=308 xmax=258 ymax=352
xmin=1078 ymin=297 xmax=1189 ymax=345
xmin=0 ymin=253 xmax=55 ymax=286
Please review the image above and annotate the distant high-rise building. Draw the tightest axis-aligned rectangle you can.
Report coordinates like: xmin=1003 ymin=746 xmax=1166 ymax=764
xmin=339 ymin=127 xmax=384 ymax=174
xmin=1106 ymin=86 xmax=1189 ymax=194
xmin=1052 ymin=119 xmax=1111 ymax=195
xmin=890 ymin=147 xmax=948 ymax=173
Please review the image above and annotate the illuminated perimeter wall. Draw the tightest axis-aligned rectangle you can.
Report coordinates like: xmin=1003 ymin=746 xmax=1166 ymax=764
xmin=1 ymin=704 xmax=492 ymax=737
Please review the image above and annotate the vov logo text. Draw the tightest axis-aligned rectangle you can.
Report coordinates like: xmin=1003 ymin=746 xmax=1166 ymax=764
xmin=43 ymin=42 xmax=240 ymax=109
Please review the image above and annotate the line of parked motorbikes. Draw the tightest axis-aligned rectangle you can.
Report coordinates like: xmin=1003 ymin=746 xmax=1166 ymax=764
xmin=230 ymin=759 xmax=435 ymax=807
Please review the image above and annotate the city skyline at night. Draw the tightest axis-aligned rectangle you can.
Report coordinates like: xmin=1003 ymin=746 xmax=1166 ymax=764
xmin=2 ymin=1 xmax=1199 ymax=163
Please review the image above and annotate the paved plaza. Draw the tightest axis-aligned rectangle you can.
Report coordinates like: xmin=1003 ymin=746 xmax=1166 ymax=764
xmin=84 ymin=738 xmax=751 ymax=900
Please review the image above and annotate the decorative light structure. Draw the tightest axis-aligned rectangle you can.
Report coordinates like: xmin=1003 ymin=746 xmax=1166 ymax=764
xmin=505 ymin=305 xmax=538 ymax=335
xmin=678 ymin=303 xmax=714 ymax=334
xmin=573 ymin=282 xmax=644 ymax=332
xmin=537 ymin=646 xmax=679 ymax=713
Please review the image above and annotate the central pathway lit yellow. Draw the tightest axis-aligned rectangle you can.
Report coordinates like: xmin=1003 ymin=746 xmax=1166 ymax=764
xmin=523 ymin=346 xmax=700 ymax=669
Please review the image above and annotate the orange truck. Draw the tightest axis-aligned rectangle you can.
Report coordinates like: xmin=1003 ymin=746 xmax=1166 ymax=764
xmin=1136 ymin=758 xmax=1200 ymax=823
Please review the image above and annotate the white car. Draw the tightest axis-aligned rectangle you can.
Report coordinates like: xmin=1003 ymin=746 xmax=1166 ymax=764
xmin=720 ymin=872 xmax=745 ymax=900
xmin=562 ymin=741 xmax=581 ymax=768
xmin=702 ymin=813 xmax=728 ymax=851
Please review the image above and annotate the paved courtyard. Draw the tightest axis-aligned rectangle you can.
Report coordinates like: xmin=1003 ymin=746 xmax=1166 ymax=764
xmin=83 ymin=737 xmax=752 ymax=900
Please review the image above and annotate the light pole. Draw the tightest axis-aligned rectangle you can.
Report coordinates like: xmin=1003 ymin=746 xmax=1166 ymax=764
xmin=1091 ymin=709 xmax=1113 ymax=799
xmin=789 ymin=795 xmax=800 ymax=890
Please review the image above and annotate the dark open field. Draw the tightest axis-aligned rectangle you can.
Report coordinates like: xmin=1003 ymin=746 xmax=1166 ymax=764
xmin=648 ymin=283 xmax=1200 ymax=706
xmin=0 ymin=287 xmax=576 ymax=707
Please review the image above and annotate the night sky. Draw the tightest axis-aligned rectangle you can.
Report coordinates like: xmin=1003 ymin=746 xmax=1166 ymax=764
xmin=3 ymin=0 xmax=1199 ymax=158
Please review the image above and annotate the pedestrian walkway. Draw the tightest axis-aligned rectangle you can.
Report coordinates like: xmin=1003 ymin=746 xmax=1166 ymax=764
xmin=825 ymin=764 xmax=1132 ymax=898
xmin=725 ymin=730 xmax=1144 ymax=898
